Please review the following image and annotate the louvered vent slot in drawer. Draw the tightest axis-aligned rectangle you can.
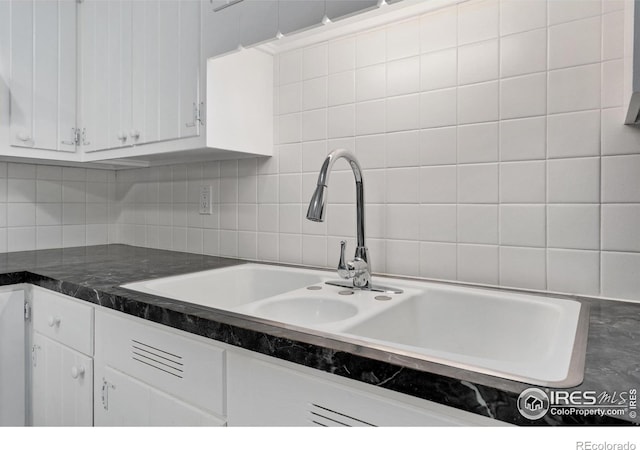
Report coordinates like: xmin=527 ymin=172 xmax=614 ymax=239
xmin=307 ymin=403 xmax=376 ymax=427
xmin=131 ymin=339 xmax=184 ymax=378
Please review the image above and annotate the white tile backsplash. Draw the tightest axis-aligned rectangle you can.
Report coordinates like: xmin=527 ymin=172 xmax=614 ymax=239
xmin=457 ymin=0 xmax=499 ymax=45
xmin=386 ymin=57 xmax=420 ymax=97
xmin=548 ymin=64 xmax=601 ymax=114
xmin=601 ymin=155 xmax=640 ymax=202
xmin=500 ymin=28 xmax=546 ymax=78
xmin=548 ymin=16 xmax=602 ymax=70
xmin=499 ymin=0 xmax=546 ymax=36
xmin=547 ymin=204 xmax=600 ymax=250
xmin=457 ymin=81 xmax=500 ymax=124
xmin=110 ymin=0 xmax=640 ymax=302
xmin=457 ymin=122 xmax=498 ymax=164
xmin=458 ymin=39 xmax=499 ymax=86
xmin=499 ymin=246 xmax=546 ymax=290
xmin=328 ymin=37 xmax=355 ymax=74
xmin=547 ymin=110 xmax=601 ymax=158
xmin=500 ymin=73 xmax=547 ymax=120
xmin=499 ymin=117 xmax=546 ymax=161
xmin=0 ymin=163 xmax=116 ymax=251
xmin=419 ymin=7 xmax=457 ymax=53
xmin=420 ymin=49 xmax=457 ymax=92
xmin=547 ymin=157 xmax=600 ymax=203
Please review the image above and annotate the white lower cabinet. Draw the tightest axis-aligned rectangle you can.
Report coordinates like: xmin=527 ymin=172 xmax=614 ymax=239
xmin=93 ymin=310 xmax=226 ymax=426
xmin=31 ymin=333 xmax=93 ymax=426
xmin=0 ymin=287 xmax=26 ymax=426
xmin=227 ymin=351 xmax=506 ymax=427
xmin=30 ymin=287 xmax=95 ymax=427
xmin=95 ymin=365 xmax=223 ymax=426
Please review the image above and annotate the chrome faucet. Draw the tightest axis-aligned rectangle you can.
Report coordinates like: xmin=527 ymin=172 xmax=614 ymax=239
xmin=307 ymin=149 xmax=402 ymax=294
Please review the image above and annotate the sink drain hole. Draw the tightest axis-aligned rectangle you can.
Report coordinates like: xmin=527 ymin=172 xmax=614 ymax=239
xmin=374 ymin=295 xmax=392 ymax=301
xmin=338 ymin=290 xmax=354 ymax=296
xmin=306 ymin=286 xmax=322 ymax=290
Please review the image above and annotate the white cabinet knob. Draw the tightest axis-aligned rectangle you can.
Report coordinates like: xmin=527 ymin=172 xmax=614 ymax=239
xmin=17 ymin=132 xmax=31 ymax=142
xmin=130 ymin=130 xmax=140 ymax=139
xmin=117 ymin=132 xmax=127 ymax=142
xmin=71 ymin=365 xmax=85 ymax=379
xmin=47 ymin=316 xmax=61 ymax=327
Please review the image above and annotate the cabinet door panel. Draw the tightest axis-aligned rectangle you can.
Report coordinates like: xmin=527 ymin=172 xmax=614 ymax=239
xmin=80 ymin=0 xmax=110 ymax=151
xmin=158 ymin=1 xmax=181 ymax=142
xmin=95 ymin=365 xmax=224 ymax=427
xmin=81 ymin=0 xmax=131 ymax=152
xmin=33 ymin=0 xmax=59 ymax=150
xmin=10 ymin=1 xmax=35 ymax=147
xmin=120 ymin=1 xmax=133 ymax=145
xmin=179 ymin=0 xmax=201 ymax=138
xmin=0 ymin=290 xmax=25 ymax=426
xmin=107 ymin=0 xmax=132 ymax=149
xmin=32 ymin=333 xmax=93 ymax=427
xmin=58 ymin=0 xmax=77 ymax=152
xmin=132 ymin=0 xmax=159 ymax=145
xmin=11 ymin=0 xmax=77 ymax=152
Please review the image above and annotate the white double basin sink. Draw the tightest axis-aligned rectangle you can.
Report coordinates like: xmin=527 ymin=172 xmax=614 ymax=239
xmin=122 ymin=263 xmax=589 ymax=388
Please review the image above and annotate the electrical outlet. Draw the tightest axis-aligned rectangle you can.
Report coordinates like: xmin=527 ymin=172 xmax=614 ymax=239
xmin=199 ymin=185 xmax=212 ymax=215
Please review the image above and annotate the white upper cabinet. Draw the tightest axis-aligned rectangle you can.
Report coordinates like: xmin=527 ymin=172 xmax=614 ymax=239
xmin=10 ymin=0 xmax=77 ymax=152
xmin=81 ymin=0 xmax=201 ymax=153
xmin=2 ymin=0 xmax=384 ymax=164
xmin=79 ymin=0 xmax=132 ymax=152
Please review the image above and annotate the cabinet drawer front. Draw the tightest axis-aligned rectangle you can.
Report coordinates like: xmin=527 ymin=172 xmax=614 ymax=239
xmin=95 ymin=310 xmax=225 ymax=416
xmin=32 ymin=288 xmax=94 ymax=356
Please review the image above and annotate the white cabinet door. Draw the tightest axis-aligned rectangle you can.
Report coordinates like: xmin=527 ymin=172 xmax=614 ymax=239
xmin=84 ymin=0 xmax=200 ymax=152
xmin=31 ymin=332 xmax=93 ymax=427
xmin=80 ymin=0 xmax=132 ymax=152
xmin=178 ymin=0 xmax=202 ymax=139
xmin=10 ymin=0 xmax=77 ymax=152
xmin=0 ymin=289 xmax=26 ymax=426
xmin=133 ymin=0 xmax=201 ymax=144
xmin=94 ymin=364 xmax=224 ymax=427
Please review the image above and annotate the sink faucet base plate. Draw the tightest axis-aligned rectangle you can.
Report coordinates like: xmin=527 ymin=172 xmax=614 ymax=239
xmin=325 ymin=280 xmax=404 ymax=295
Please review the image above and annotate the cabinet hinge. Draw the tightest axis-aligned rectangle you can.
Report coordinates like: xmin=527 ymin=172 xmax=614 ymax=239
xmin=61 ymin=128 xmax=90 ymax=147
xmin=31 ymin=344 xmax=40 ymax=367
xmin=61 ymin=127 xmax=80 ymax=146
xmin=24 ymin=301 xmax=31 ymax=321
xmin=101 ymin=378 xmax=116 ymax=411
xmin=186 ymin=102 xmax=204 ymax=128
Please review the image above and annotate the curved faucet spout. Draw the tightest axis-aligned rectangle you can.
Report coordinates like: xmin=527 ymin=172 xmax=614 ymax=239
xmin=306 ymin=149 xmax=370 ymax=288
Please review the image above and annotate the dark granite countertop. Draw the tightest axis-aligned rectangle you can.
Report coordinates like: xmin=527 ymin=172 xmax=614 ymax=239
xmin=2 ymin=244 xmax=638 ymax=426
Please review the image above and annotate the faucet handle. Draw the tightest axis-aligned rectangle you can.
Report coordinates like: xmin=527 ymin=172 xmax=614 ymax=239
xmin=337 ymin=240 xmax=351 ymax=279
